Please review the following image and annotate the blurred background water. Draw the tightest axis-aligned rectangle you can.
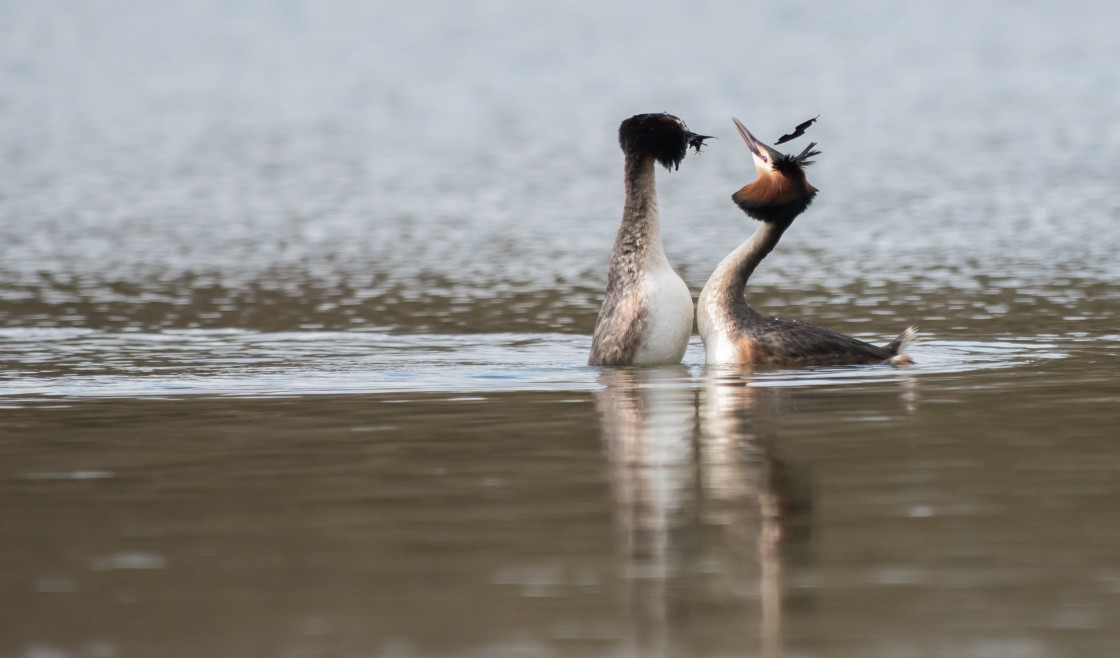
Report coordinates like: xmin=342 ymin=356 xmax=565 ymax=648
xmin=1 ymin=1 xmax=1119 ymax=656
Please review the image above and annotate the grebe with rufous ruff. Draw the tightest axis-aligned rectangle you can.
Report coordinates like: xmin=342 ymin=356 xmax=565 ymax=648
xmin=697 ymin=117 xmax=915 ymax=366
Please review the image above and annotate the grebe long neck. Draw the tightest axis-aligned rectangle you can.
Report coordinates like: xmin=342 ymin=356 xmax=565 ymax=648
xmin=610 ymin=155 xmax=667 ymax=273
xmin=706 ymin=220 xmax=790 ymax=312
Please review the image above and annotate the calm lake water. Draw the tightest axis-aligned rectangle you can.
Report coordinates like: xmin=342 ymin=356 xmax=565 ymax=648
xmin=2 ymin=1 xmax=1119 ymax=656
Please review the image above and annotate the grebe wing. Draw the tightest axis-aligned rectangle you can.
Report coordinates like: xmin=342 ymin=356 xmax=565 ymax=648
xmin=750 ymin=316 xmax=896 ymax=364
xmin=588 ymin=291 xmax=646 ymax=367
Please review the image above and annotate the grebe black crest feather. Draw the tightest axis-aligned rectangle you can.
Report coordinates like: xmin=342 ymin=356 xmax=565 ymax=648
xmin=777 ymin=142 xmax=822 ymax=171
xmin=619 ymin=113 xmax=711 ymax=171
xmin=774 ymin=114 xmax=820 ymax=145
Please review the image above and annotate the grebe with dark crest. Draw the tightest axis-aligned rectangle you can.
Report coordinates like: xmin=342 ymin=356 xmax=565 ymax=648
xmin=697 ymin=117 xmax=915 ymax=366
xmin=588 ymin=113 xmax=710 ymax=367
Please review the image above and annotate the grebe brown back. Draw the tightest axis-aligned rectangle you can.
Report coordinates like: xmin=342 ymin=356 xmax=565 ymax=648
xmin=697 ymin=117 xmax=915 ymax=367
xmin=588 ymin=113 xmax=710 ymax=367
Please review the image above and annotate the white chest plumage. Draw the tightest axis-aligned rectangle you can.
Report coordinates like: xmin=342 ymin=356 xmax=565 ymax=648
xmin=631 ymin=259 xmax=694 ymax=365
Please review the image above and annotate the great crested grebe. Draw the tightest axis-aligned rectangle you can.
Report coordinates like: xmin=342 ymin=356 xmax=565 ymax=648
xmin=588 ymin=113 xmax=710 ymax=367
xmin=697 ymin=117 xmax=915 ymax=367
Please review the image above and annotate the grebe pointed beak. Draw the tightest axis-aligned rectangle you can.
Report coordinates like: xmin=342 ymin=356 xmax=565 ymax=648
xmin=731 ymin=117 xmax=763 ymax=158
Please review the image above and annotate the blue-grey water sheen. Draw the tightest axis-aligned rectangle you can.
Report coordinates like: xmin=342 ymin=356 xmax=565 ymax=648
xmin=2 ymin=0 xmax=1120 ymax=657
xmin=0 ymin=329 xmax=1078 ymax=400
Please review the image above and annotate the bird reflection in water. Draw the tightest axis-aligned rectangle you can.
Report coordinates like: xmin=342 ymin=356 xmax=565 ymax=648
xmin=595 ymin=368 xmax=810 ymax=658
xmin=699 ymin=370 xmax=813 ymax=658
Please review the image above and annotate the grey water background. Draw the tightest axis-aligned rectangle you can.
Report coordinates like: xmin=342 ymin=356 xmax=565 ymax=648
xmin=2 ymin=0 xmax=1119 ymax=656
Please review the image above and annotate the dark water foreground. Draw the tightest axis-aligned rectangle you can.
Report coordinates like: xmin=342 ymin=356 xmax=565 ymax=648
xmin=2 ymin=333 xmax=1119 ymax=657
xmin=4 ymin=0 xmax=1120 ymax=656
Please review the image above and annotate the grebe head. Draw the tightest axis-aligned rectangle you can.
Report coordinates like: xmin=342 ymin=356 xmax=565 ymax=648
xmin=619 ymin=113 xmax=711 ymax=171
xmin=730 ymin=117 xmax=821 ymax=224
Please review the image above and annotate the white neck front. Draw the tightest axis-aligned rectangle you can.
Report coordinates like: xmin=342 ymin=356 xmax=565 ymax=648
xmin=698 ymin=220 xmax=789 ymax=350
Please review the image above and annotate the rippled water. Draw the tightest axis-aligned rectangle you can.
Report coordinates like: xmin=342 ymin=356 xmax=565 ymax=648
xmin=2 ymin=0 xmax=1119 ymax=656
xmin=0 ymin=329 xmax=1078 ymax=400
